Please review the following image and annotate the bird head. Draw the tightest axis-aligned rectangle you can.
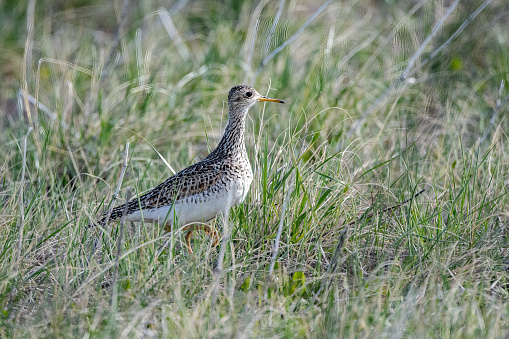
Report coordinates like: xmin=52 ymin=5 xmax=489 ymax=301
xmin=227 ymin=85 xmax=284 ymax=113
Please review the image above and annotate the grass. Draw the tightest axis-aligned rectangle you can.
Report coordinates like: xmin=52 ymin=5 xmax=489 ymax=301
xmin=1 ymin=0 xmax=509 ymax=337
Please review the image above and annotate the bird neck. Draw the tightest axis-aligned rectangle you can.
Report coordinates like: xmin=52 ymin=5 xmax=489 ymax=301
xmin=209 ymin=106 xmax=248 ymax=159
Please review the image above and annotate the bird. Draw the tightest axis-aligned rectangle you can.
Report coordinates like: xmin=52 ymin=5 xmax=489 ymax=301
xmin=91 ymin=85 xmax=284 ymax=253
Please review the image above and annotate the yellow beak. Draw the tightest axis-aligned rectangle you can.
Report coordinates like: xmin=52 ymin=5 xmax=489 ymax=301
xmin=258 ymin=96 xmax=285 ymax=104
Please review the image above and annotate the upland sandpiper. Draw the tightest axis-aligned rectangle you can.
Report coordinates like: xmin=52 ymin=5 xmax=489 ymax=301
xmin=93 ymin=85 xmax=284 ymax=252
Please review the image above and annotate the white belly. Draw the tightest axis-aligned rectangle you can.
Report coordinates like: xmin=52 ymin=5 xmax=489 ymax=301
xmin=126 ymin=177 xmax=252 ymax=226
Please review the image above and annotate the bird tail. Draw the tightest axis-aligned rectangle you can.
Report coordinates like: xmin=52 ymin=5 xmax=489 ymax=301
xmin=87 ymin=200 xmax=136 ymax=228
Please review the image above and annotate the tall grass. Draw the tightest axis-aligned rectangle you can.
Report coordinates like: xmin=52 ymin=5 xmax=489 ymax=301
xmin=1 ymin=0 xmax=509 ymax=337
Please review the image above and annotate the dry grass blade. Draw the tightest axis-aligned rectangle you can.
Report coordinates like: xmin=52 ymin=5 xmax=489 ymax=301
xmin=100 ymin=0 xmax=132 ymax=81
xmin=103 ymin=142 xmax=130 ymax=225
xmin=343 ymin=0 xmax=462 ymax=144
xmin=319 ymin=188 xmax=426 ymax=295
xmin=157 ymin=8 xmax=193 ymax=64
xmin=111 ymin=188 xmax=131 ymax=312
xmin=253 ymin=0 xmax=333 ymax=80
xmin=264 ymin=173 xmax=294 ymax=300
xmin=8 ymin=127 xmax=32 ymax=312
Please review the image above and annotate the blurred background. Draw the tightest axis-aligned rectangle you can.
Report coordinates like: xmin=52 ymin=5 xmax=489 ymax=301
xmin=2 ymin=0 xmax=507 ymax=150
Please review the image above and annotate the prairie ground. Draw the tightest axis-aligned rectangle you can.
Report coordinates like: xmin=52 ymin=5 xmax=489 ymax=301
xmin=1 ymin=0 xmax=509 ymax=337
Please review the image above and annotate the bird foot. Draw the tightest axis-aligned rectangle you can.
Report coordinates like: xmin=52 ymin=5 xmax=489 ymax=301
xmin=182 ymin=224 xmax=219 ymax=254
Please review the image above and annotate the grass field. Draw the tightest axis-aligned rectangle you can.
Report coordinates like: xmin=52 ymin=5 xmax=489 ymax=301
xmin=1 ymin=0 xmax=509 ymax=337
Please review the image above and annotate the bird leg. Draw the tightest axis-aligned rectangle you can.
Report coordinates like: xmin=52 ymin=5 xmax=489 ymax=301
xmin=184 ymin=230 xmax=194 ymax=254
xmin=205 ymin=227 xmax=219 ymax=247
xmin=181 ymin=224 xmax=219 ymax=253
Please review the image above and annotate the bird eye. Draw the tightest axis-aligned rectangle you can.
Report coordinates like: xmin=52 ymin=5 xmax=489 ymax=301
xmin=246 ymin=91 xmax=252 ymax=97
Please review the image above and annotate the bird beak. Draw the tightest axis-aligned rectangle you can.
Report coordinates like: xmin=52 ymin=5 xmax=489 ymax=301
xmin=258 ymin=96 xmax=285 ymax=104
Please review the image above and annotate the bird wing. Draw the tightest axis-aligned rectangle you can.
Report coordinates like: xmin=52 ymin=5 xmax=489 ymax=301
xmin=94 ymin=161 xmax=225 ymax=226
xmin=135 ymin=160 xmax=224 ymax=210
